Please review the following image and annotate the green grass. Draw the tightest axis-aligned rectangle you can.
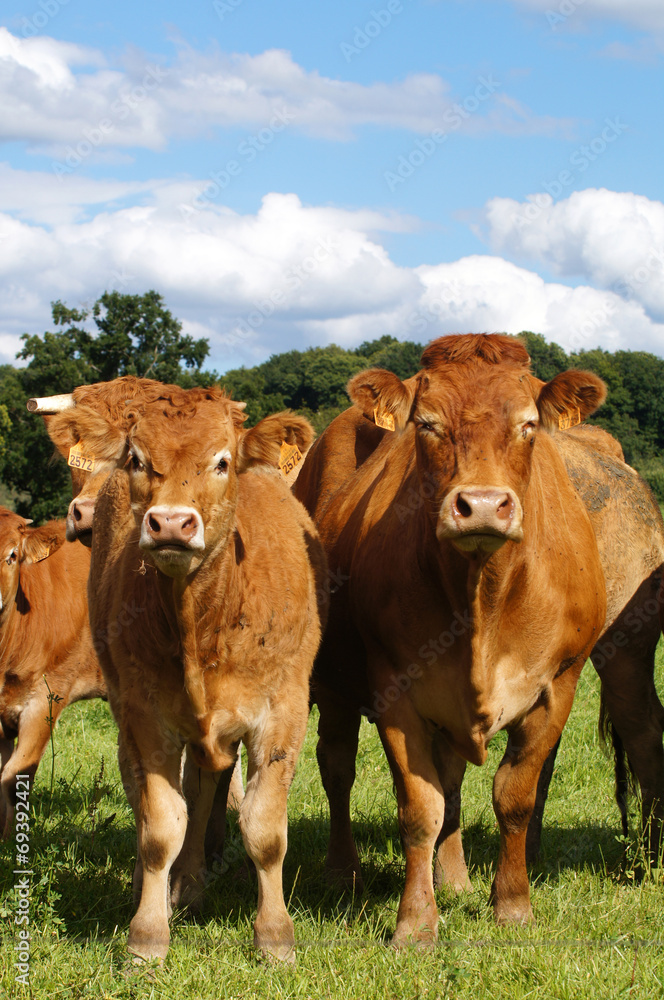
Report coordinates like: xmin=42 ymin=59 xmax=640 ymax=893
xmin=2 ymin=648 xmax=664 ymax=999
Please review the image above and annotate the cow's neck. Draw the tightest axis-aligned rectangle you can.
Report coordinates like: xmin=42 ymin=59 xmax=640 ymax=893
xmin=0 ymin=579 xmax=34 ymax=663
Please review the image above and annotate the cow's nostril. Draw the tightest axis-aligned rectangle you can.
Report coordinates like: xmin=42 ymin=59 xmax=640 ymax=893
xmin=73 ymin=504 xmax=82 ymax=522
xmin=148 ymin=514 xmax=161 ymax=533
xmin=456 ymin=495 xmax=472 ymax=518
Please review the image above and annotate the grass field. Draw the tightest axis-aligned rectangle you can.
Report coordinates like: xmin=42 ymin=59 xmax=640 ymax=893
xmin=1 ymin=647 xmax=663 ymax=1000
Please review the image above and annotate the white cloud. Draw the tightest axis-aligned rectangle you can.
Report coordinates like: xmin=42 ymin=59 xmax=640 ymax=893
xmin=0 ymin=29 xmax=574 ymax=156
xmin=507 ymin=0 xmax=664 ymax=32
xmin=0 ymin=183 xmax=662 ymax=370
xmin=479 ymin=188 xmax=664 ymax=321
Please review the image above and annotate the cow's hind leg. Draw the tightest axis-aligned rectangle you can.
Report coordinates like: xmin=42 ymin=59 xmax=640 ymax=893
xmin=315 ymin=685 xmax=363 ymax=890
xmin=492 ymin=662 xmax=582 ymax=925
xmin=432 ymin=736 xmax=471 ymax=893
xmin=171 ymin=755 xmax=231 ymax=911
xmin=0 ymin=738 xmax=15 ymax=838
xmin=241 ymin=696 xmax=308 ymax=962
xmin=126 ymin=729 xmax=187 ymax=962
xmin=597 ymin=643 xmax=664 ymax=863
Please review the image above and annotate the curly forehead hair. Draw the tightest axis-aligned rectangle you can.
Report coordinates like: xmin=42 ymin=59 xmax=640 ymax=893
xmin=421 ymin=334 xmax=531 ymax=371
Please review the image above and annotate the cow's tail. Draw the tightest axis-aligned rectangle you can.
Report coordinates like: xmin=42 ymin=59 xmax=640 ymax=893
xmin=599 ymin=689 xmax=636 ymax=840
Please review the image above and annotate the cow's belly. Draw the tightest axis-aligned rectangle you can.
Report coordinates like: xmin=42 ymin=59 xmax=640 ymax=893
xmin=408 ymin=655 xmax=551 ymax=765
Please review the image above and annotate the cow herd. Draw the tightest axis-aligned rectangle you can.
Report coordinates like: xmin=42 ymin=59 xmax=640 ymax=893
xmin=1 ymin=333 xmax=664 ymax=962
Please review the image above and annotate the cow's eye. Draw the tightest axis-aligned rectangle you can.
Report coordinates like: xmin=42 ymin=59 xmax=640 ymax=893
xmin=417 ymin=420 xmax=435 ymax=433
xmin=216 ymin=457 xmax=229 ymax=475
xmin=129 ymin=452 xmax=145 ymax=473
xmin=522 ymin=421 xmax=537 ymax=440
xmin=6 ymin=548 xmax=17 ymax=565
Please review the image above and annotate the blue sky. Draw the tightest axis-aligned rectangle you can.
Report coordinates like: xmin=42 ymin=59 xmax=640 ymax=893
xmin=1 ymin=0 xmax=662 ymax=372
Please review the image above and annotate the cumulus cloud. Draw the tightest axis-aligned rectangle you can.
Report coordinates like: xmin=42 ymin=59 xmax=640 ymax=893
xmin=0 ymin=28 xmax=573 ymax=156
xmin=1 ymin=183 xmax=662 ymax=370
xmin=479 ymin=188 xmax=664 ymax=321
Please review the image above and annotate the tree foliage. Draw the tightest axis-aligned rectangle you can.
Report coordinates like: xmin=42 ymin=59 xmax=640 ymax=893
xmin=1 ymin=302 xmax=663 ymax=521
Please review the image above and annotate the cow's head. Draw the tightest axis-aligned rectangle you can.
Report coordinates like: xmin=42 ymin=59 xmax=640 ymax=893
xmin=33 ymin=377 xmax=193 ymax=545
xmin=348 ymin=333 xmax=606 ymax=557
xmin=51 ymin=389 xmax=314 ymax=579
xmin=0 ymin=508 xmax=65 ymax=615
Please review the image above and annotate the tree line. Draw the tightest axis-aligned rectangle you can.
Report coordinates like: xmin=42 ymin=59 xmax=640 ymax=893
xmin=1 ymin=291 xmax=663 ymax=522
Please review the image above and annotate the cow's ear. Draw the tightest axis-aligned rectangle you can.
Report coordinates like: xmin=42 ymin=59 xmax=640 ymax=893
xmin=536 ymin=370 xmax=607 ymax=431
xmin=47 ymin=406 xmax=127 ymax=463
xmin=237 ymin=412 xmax=314 ymax=472
xmin=347 ymin=368 xmax=417 ymax=430
xmin=18 ymin=522 xmax=65 ymax=564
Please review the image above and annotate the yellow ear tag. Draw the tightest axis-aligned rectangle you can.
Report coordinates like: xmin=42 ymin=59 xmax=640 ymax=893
xmin=558 ymin=407 xmax=581 ymax=431
xmin=279 ymin=441 xmax=303 ymax=478
xmin=68 ymin=441 xmax=95 ymax=473
xmin=373 ymin=406 xmax=395 ymax=431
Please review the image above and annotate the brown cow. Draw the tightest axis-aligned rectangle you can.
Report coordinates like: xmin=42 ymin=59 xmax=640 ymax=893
xmin=295 ymin=333 xmax=607 ymax=937
xmin=0 ymin=510 xmax=105 ymax=836
xmin=295 ymin=365 xmax=664 ymax=871
xmin=46 ymin=388 xmax=325 ymax=961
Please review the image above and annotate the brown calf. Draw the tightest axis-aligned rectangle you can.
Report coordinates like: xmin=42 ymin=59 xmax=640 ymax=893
xmin=0 ymin=510 xmax=105 ymax=835
xmin=49 ymin=389 xmax=325 ymax=961
xmin=295 ymin=333 xmax=607 ymax=937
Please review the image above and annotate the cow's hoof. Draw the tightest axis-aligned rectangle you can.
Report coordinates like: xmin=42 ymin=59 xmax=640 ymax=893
xmin=254 ymin=917 xmax=295 ymax=963
xmin=127 ymin=921 xmax=170 ymax=962
xmin=493 ymin=900 xmax=534 ymax=926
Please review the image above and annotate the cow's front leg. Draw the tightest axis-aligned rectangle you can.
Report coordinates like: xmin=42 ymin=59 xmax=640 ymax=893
xmin=241 ymin=696 xmax=308 ymax=962
xmin=432 ymin=735 xmax=471 ymax=893
xmin=376 ymin=692 xmax=444 ymax=946
xmin=0 ymin=691 xmax=68 ymax=835
xmin=126 ymin=727 xmax=187 ymax=962
xmin=492 ymin=662 xmax=582 ymax=925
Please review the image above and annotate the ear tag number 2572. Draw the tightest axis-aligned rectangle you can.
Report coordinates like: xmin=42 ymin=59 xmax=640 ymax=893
xmin=68 ymin=442 xmax=95 ymax=473
xmin=279 ymin=441 xmax=303 ymax=478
